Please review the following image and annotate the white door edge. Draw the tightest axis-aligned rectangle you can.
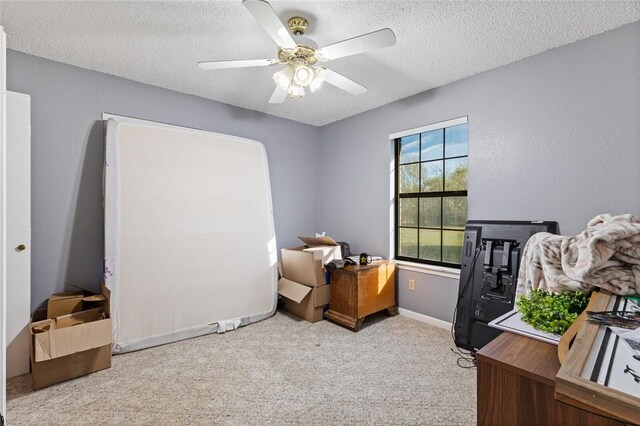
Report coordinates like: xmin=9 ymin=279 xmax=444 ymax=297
xmin=1 ymin=25 xmax=8 ymax=419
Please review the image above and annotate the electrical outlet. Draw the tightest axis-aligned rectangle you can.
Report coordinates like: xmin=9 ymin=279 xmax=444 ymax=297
xmin=408 ymin=279 xmax=416 ymax=291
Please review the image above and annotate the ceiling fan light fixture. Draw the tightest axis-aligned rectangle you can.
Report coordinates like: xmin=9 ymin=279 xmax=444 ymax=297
xmin=309 ymin=69 xmax=325 ymax=93
xmin=288 ymin=82 xmax=305 ymax=98
xmin=273 ymin=67 xmax=294 ymax=90
xmin=293 ymin=62 xmax=315 ymax=87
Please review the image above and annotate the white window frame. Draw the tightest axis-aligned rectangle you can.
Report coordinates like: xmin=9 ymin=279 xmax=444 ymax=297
xmin=389 ymin=116 xmax=468 ymax=273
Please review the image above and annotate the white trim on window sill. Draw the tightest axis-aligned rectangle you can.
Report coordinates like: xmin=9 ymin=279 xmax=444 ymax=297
xmin=393 ymin=260 xmax=461 ymax=280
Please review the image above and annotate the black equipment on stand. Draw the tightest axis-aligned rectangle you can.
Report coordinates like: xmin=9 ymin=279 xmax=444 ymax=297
xmin=453 ymin=220 xmax=559 ymax=352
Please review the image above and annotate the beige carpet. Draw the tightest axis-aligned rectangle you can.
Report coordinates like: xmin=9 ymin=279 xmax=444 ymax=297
xmin=7 ymin=311 xmax=477 ymax=425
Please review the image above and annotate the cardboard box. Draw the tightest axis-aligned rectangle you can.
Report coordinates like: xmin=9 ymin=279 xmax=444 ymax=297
xmin=281 ymin=248 xmax=326 ymax=287
xmin=280 ymin=236 xmax=342 ymax=287
xmin=30 ymin=284 xmax=112 ymax=389
xmin=278 ymin=278 xmax=331 ymax=323
xmin=47 ymin=287 xmax=111 ymax=319
xmin=298 ymin=236 xmax=342 ymax=264
xmin=47 ymin=290 xmax=84 ymax=318
xmin=31 ymin=346 xmax=111 ymax=390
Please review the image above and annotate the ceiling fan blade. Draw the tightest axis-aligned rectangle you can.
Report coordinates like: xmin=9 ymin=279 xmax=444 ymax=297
xmin=269 ymin=86 xmax=288 ymax=104
xmin=198 ymin=58 xmax=277 ymax=70
xmin=319 ymin=68 xmax=367 ymax=96
xmin=242 ymin=0 xmax=297 ymax=50
xmin=317 ymin=28 xmax=396 ymax=61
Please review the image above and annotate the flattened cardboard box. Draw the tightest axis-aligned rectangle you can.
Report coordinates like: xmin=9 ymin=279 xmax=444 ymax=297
xmin=278 ymin=278 xmax=331 ymax=323
xmin=297 ymin=235 xmax=338 ymax=247
xmin=47 ymin=286 xmax=111 ymax=319
xmin=47 ymin=290 xmax=84 ymax=318
xmin=30 ymin=284 xmax=112 ymax=390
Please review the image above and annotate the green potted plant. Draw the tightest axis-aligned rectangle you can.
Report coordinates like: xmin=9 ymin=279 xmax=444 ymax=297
xmin=516 ymin=290 xmax=590 ymax=335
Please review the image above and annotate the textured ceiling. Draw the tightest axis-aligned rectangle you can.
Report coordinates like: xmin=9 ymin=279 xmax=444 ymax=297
xmin=1 ymin=1 xmax=639 ymax=126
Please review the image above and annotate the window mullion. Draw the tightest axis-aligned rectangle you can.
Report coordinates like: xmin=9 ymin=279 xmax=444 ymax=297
xmin=395 ymin=139 xmax=400 ymax=260
xmin=417 ymin=133 xmax=422 ymax=259
xmin=440 ymin=129 xmax=445 ymax=262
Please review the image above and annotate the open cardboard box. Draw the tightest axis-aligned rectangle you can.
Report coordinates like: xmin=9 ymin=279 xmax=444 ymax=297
xmin=30 ymin=284 xmax=112 ymax=390
xmin=278 ymin=278 xmax=331 ymax=323
xmin=280 ymin=236 xmax=342 ymax=287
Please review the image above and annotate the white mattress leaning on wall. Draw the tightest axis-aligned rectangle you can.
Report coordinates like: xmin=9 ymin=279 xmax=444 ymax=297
xmin=103 ymin=115 xmax=278 ymax=353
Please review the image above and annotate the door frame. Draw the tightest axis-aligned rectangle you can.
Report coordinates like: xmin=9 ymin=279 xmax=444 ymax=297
xmin=1 ymin=25 xmax=8 ymax=420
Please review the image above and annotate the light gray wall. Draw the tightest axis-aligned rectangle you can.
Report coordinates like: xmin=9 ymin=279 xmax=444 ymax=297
xmin=318 ymin=22 xmax=640 ymax=322
xmin=397 ymin=270 xmax=458 ymax=325
xmin=7 ymin=50 xmax=320 ymax=310
xmin=8 ymin=22 xmax=640 ymax=318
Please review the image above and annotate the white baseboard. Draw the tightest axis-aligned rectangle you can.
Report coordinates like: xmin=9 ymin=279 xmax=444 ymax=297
xmin=398 ymin=308 xmax=452 ymax=330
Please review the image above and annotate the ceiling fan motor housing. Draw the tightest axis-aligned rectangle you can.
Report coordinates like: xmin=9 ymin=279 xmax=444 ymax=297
xmin=287 ymin=17 xmax=308 ymax=36
xmin=278 ymin=44 xmax=318 ymax=66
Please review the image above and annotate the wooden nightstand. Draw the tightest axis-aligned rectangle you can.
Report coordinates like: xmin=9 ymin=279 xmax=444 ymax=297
xmin=325 ymin=259 xmax=397 ymax=331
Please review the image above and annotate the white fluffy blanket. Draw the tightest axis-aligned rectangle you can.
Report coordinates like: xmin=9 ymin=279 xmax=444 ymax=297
xmin=516 ymin=214 xmax=640 ymax=296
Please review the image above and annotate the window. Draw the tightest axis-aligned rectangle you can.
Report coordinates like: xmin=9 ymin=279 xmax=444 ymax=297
xmin=394 ymin=117 xmax=468 ymax=267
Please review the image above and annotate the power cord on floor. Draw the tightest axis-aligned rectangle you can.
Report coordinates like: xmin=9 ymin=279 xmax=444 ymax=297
xmin=450 ymin=346 xmax=477 ymax=368
xmin=451 ymin=247 xmax=482 ymax=369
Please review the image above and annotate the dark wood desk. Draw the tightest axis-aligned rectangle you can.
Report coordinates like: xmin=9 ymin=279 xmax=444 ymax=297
xmin=325 ymin=260 xmax=396 ymax=331
xmin=476 ymin=332 xmax=626 ymax=426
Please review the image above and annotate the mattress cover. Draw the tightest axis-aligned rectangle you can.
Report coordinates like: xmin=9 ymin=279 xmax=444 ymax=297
xmin=104 ymin=115 xmax=277 ymax=353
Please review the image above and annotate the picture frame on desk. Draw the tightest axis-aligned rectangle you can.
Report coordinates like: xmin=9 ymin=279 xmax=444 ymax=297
xmin=556 ymin=290 xmax=640 ymax=425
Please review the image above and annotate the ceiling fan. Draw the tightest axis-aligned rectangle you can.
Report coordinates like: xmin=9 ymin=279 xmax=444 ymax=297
xmin=198 ymin=0 xmax=396 ymax=104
